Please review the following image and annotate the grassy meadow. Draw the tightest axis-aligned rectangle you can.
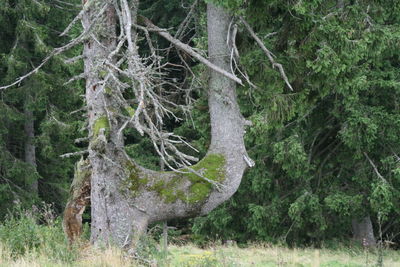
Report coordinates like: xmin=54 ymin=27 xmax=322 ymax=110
xmin=1 ymin=240 xmax=400 ymax=266
xmin=0 ymin=209 xmax=399 ymax=266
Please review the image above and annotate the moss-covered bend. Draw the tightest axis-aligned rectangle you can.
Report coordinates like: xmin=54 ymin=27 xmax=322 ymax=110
xmin=123 ymin=154 xmax=226 ymax=204
xmin=181 ymin=153 xmax=226 ymax=203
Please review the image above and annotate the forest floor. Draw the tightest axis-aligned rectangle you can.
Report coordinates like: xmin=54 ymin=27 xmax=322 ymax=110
xmin=1 ymin=242 xmax=400 ymax=266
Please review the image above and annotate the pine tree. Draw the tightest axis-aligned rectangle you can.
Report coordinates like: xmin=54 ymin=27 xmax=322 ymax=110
xmin=0 ymin=0 xmax=83 ymax=215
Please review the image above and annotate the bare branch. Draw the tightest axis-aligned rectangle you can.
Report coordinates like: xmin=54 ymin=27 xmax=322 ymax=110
xmin=60 ymin=8 xmax=84 ymax=37
xmin=243 ymin=155 xmax=255 ymax=168
xmin=139 ymin=16 xmax=243 ymax=85
xmin=74 ymin=137 xmax=89 ymax=144
xmin=174 ymin=0 xmax=198 ymax=40
xmin=240 ymin=16 xmax=293 ymax=91
xmin=0 ymin=2 xmax=109 ymax=90
xmin=186 ymin=168 xmax=226 ymax=192
xmin=64 ymin=55 xmax=85 ymax=64
xmin=60 ymin=150 xmax=89 ymax=158
xmin=64 ymin=73 xmax=86 ymax=85
xmin=364 ymin=152 xmax=387 ymax=183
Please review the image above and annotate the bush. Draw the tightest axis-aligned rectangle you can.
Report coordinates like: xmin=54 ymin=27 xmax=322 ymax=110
xmin=0 ymin=204 xmax=77 ymax=263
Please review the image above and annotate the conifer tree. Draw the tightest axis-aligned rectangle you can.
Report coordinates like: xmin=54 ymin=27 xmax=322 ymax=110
xmin=0 ymin=0 xmax=83 ymax=214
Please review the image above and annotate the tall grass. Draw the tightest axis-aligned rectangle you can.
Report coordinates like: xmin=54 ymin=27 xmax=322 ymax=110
xmin=0 ymin=204 xmax=78 ymax=264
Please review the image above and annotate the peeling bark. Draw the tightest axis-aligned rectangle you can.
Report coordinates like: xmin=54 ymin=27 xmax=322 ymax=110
xmin=75 ymin=1 xmax=250 ymax=248
xmin=63 ymin=158 xmax=91 ymax=246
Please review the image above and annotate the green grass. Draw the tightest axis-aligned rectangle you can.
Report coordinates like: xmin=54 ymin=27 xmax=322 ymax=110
xmin=1 ymin=241 xmax=400 ymax=266
xmin=0 ymin=208 xmax=399 ymax=266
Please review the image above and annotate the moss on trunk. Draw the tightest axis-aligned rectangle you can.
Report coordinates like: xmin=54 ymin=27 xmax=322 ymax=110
xmin=123 ymin=154 xmax=226 ymax=204
xmin=93 ymin=116 xmax=109 ymax=137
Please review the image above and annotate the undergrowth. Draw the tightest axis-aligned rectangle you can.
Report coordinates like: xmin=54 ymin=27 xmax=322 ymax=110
xmin=0 ymin=203 xmax=78 ymax=264
xmin=0 ymin=206 xmax=399 ymax=266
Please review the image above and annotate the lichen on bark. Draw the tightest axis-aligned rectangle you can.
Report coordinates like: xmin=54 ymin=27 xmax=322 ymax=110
xmin=63 ymin=158 xmax=91 ymax=245
xmin=69 ymin=158 xmax=91 ymax=200
xmin=123 ymin=160 xmax=149 ymax=194
xmin=124 ymin=153 xmax=226 ymax=204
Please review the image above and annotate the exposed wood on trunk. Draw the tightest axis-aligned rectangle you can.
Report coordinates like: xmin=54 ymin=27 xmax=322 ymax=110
xmin=63 ymin=158 xmax=91 ymax=246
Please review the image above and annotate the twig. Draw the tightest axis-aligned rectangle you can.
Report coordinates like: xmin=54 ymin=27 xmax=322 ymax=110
xmin=74 ymin=137 xmax=89 ymax=144
xmin=240 ymin=16 xmax=293 ymax=91
xmin=0 ymin=2 xmax=109 ymax=90
xmin=139 ymin=16 xmax=243 ymax=85
xmin=364 ymin=152 xmax=387 ymax=183
xmin=64 ymin=55 xmax=85 ymax=64
xmin=174 ymin=0 xmax=198 ymax=40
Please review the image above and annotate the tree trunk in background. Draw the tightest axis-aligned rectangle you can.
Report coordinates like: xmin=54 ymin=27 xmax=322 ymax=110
xmin=352 ymin=215 xmax=376 ymax=247
xmin=78 ymin=1 xmax=249 ymax=248
xmin=24 ymin=93 xmax=38 ymax=194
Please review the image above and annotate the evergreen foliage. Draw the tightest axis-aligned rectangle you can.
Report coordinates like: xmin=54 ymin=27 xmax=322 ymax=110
xmin=192 ymin=0 xmax=400 ymax=246
xmin=0 ymin=0 xmax=83 ymax=215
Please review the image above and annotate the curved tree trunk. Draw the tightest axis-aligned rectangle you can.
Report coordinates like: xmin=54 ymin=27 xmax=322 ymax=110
xmin=78 ymin=1 xmax=249 ymax=247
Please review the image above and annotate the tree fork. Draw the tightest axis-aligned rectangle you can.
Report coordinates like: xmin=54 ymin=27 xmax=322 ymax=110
xmin=68 ymin=1 xmax=252 ymax=248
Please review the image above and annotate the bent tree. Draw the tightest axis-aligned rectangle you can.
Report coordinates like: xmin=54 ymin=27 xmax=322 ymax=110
xmin=67 ymin=0 xmax=253 ymax=247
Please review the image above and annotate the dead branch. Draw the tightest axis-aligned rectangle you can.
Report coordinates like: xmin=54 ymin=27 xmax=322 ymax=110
xmin=240 ymin=17 xmax=293 ymax=91
xmin=60 ymin=150 xmax=89 ymax=158
xmin=0 ymin=2 xmax=109 ymax=90
xmin=139 ymin=16 xmax=243 ymax=85
xmin=64 ymin=55 xmax=85 ymax=64
xmin=174 ymin=0 xmax=198 ymax=40
xmin=364 ymin=152 xmax=387 ymax=183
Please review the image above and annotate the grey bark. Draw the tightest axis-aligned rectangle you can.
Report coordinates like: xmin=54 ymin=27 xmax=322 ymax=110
xmin=79 ymin=2 xmax=249 ymax=248
xmin=203 ymin=3 xmax=248 ymax=213
xmin=352 ymin=215 xmax=376 ymax=247
xmin=24 ymin=93 xmax=38 ymax=194
xmin=81 ymin=1 xmax=132 ymax=246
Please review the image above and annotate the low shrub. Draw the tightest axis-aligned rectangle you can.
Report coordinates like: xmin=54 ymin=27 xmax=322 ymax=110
xmin=0 ymin=204 xmax=78 ymax=263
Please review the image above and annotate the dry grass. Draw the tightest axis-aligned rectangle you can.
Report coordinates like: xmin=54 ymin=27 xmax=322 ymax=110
xmin=1 ymin=241 xmax=400 ymax=267
xmin=167 ymin=243 xmax=400 ymax=267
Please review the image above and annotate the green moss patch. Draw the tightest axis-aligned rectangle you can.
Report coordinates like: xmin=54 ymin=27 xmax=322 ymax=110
xmin=149 ymin=154 xmax=226 ymax=204
xmin=69 ymin=158 xmax=91 ymax=201
xmin=125 ymin=161 xmax=149 ymax=193
xmin=123 ymin=154 xmax=226 ymax=203
xmin=183 ymin=154 xmax=226 ymax=183
xmin=93 ymin=116 xmax=109 ymax=138
xmin=187 ymin=183 xmax=211 ymax=203
xmin=149 ymin=176 xmax=182 ymax=203
xmin=126 ymin=106 xmax=135 ymax=117
xmin=183 ymin=153 xmax=226 ymax=203
xmin=104 ymin=87 xmax=112 ymax=95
